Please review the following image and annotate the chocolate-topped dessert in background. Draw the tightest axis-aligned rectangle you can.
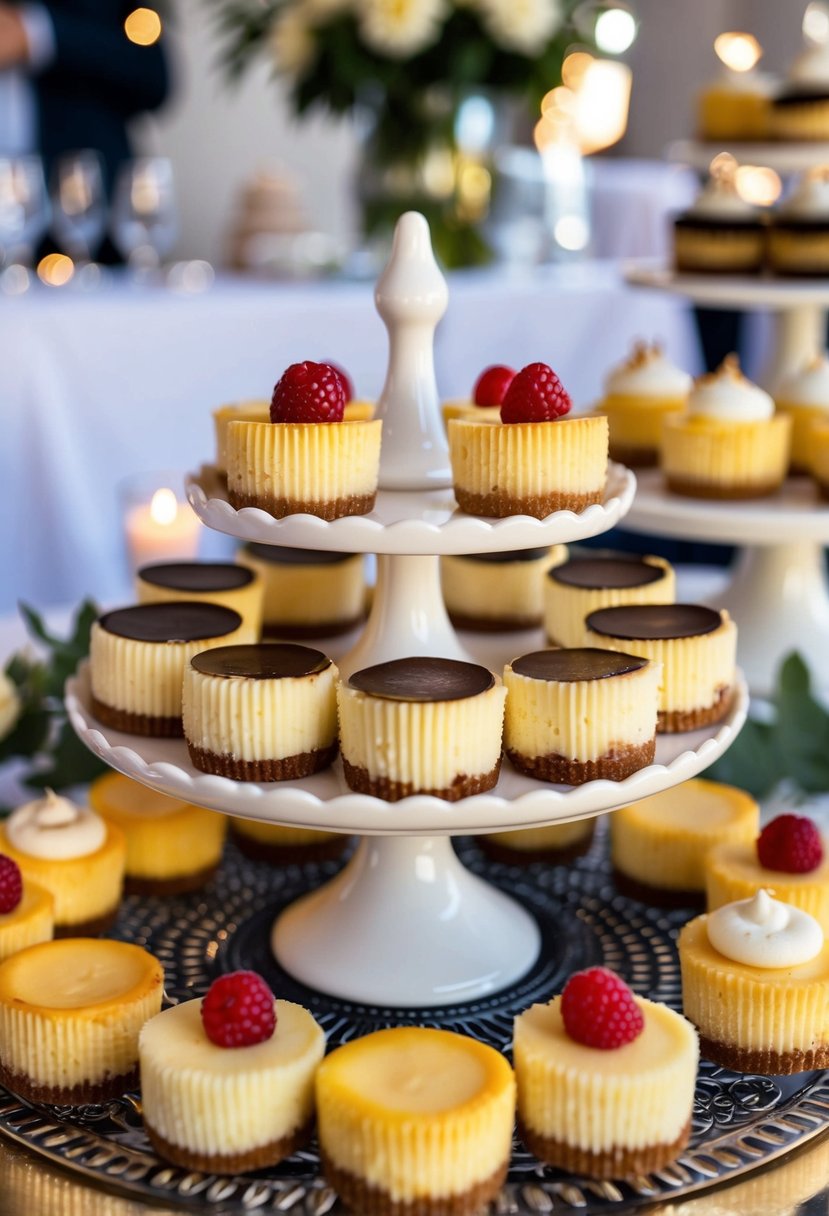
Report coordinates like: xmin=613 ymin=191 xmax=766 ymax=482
xmin=136 ymin=561 xmax=263 ymax=642
xmin=89 ymin=603 xmax=246 ymax=737
xmin=236 ymin=544 xmax=366 ymax=638
xmin=182 ymin=643 xmax=339 ymax=781
xmin=768 ymin=169 xmax=829 ymax=277
xmin=673 ymin=168 xmax=766 ymax=275
xmin=337 ymin=657 xmax=506 ymax=801
xmin=503 ymin=648 xmax=660 ymax=785
xmin=543 ymin=552 xmax=675 ymax=648
xmin=769 ymin=38 xmax=829 ymax=141
xmin=440 ymin=544 xmax=566 ymax=632
xmin=477 ymin=818 xmax=596 ymax=866
xmin=585 ymin=604 xmax=737 ymax=733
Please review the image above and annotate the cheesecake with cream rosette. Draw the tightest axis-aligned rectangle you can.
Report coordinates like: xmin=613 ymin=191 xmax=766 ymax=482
xmin=770 ymin=41 xmax=829 ymax=140
xmin=597 ymin=343 xmax=691 ymax=466
xmin=543 ymin=553 xmax=675 ymax=648
xmin=0 ymin=790 xmax=125 ymax=935
xmin=585 ymin=603 xmax=737 ymax=733
xmin=679 ymin=890 xmax=829 ymax=1073
xmin=136 ymin=561 xmax=263 ymax=643
xmin=440 ymin=544 xmax=566 ymax=632
xmin=316 ymin=1026 xmax=515 ymax=1216
xmin=769 ymin=171 xmax=829 ymax=277
xmin=0 ymin=938 xmax=163 ymax=1102
xmin=775 ymin=352 xmax=829 ymax=471
xmin=0 ymin=856 xmax=53 ymax=962
xmin=503 ymin=648 xmax=660 ymax=784
xmin=661 ymin=356 xmax=791 ymax=499
xmin=140 ymin=972 xmax=325 ymax=1173
xmin=514 ymin=968 xmax=698 ymax=1179
xmin=236 ymin=543 xmax=367 ymax=638
xmin=673 ymin=172 xmax=766 ymax=274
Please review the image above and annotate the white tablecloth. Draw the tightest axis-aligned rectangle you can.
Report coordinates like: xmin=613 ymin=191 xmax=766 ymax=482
xmin=2 ymin=260 xmax=700 ymax=611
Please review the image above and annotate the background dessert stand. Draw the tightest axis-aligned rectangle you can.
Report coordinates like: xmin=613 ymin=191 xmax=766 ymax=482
xmin=667 ymin=137 xmax=829 ymax=176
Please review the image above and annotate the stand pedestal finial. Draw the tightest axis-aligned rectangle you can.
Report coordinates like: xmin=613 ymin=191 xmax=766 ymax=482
xmin=374 ymin=212 xmax=452 ymax=491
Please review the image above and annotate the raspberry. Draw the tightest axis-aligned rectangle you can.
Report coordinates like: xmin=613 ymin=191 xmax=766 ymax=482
xmin=473 ymin=364 xmax=516 ymax=407
xmin=327 ymin=361 xmax=354 ymax=404
xmin=757 ymin=814 xmax=824 ymax=874
xmin=270 ymin=361 xmax=345 ymax=424
xmin=500 ymin=362 xmax=572 ymax=423
xmin=0 ymin=855 xmax=22 ymax=915
xmin=560 ymin=967 xmax=644 ymax=1049
xmin=201 ymin=971 xmax=276 ymax=1048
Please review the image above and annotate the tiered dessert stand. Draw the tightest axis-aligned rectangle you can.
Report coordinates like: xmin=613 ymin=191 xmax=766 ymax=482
xmin=667 ymin=138 xmax=829 ymax=177
xmin=625 ymin=264 xmax=829 ymax=698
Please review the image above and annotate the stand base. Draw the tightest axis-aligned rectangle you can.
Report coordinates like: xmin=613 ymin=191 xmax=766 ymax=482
xmin=271 ymin=835 xmax=541 ymax=1006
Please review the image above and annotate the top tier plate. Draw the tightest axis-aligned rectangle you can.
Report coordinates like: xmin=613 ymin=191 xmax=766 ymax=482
xmin=625 ymin=263 xmax=829 ymax=309
xmin=668 ymin=137 xmax=829 ymax=175
xmin=186 ymin=461 xmax=635 ymax=556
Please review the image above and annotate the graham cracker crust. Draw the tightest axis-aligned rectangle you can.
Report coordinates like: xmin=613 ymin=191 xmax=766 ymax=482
xmin=658 ymin=686 xmax=732 ymax=733
xmin=91 ymin=695 xmax=182 ymax=738
xmin=145 ymin=1115 xmax=312 ymax=1173
xmin=518 ymin=1116 xmax=691 ymax=1181
xmin=186 ymin=741 xmax=338 ymax=782
xmin=453 ymin=487 xmax=603 ymax=519
xmin=665 ymin=476 xmax=783 ymax=501
xmin=447 ymin=610 xmax=542 ymax=633
xmin=320 ymin=1150 xmax=509 ymax=1216
xmin=263 ymin=614 xmax=366 ymax=640
xmin=227 ymin=488 xmax=376 ymax=521
xmin=612 ymin=867 xmax=705 ymax=910
xmin=0 ymin=1063 xmax=138 ymax=1105
xmin=608 ymin=443 xmax=659 ymax=468
xmin=478 ymin=822 xmax=595 ymax=866
xmin=698 ymin=1034 xmax=829 ymax=1076
xmin=231 ymin=827 xmax=351 ymax=866
xmin=341 ymin=758 xmax=501 ymax=802
xmin=506 ymin=739 xmax=655 ymax=785
xmin=54 ymin=904 xmax=120 ymax=938
xmin=124 ymin=863 xmax=218 ymax=896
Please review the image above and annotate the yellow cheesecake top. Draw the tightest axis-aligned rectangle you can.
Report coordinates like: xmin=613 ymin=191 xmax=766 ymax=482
xmin=0 ymin=938 xmax=163 ymax=1014
xmin=679 ymin=913 xmax=829 ymax=985
xmin=0 ymin=881 xmax=53 ymax=928
xmin=620 ymin=779 xmax=758 ymax=835
xmin=708 ymin=840 xmax=829 ymax=889
xmin=316 ymin=1027 xmax=513 ymax=1123
xmin=514 ymin=995 xmax=696 ymax=1076
xmin=89 ymin=772 xmax=195 ymax=821
xmin=343 ymin=400 xmax=375 ymax=421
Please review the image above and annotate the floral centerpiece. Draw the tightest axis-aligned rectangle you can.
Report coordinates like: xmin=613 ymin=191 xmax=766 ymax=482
xmin=207 ymin=0 xmax=596 ymax=266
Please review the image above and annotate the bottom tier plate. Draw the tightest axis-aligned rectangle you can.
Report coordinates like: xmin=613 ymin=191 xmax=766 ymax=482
xmin=1 ymin=831 xmax=827 ymax=1215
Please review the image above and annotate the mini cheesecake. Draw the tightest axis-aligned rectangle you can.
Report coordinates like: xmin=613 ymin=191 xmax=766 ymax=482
xmin=316 ymin=1027 xmax=515 ymax=1216
xmin=140 ymin=996 xmax=325 ymax=1173
xmin=706 ymin=836 xmax=829 ymax=935
xmin=673 ymin=173 xmax=766 ymax=274
xmin=440 ymin=545 xmax=566 ymax=632
xmin=514 ymin=995 xmax=698 ymax=1179
xmin=225 ymin=418 xmax=382 ymax=520
xmin=230 ymin=818 xmax=350 ymax=865
xmin=0 ymin=878 xmax=53 ymax=962
xmin=477 ymin=819 xmax=595 ymax=865
xmin=237 ymin=544 xmax=366 ymax=638
xmin=597 ymin=342 xmax=691 ymax=467
xmin=337 ymin=658 xmax=506 ymax=801
xmin=90 ymin=603 xmax=246 ymax=737
xmin=448 ymin=415 xmax=608 ymax=518
xmin=611 ymin=778 xmax=760 ymax=908
xmin=585 ymin=604 xmax=737 ymax=733
xmin=770 ymin=87 xmax=829 ymax=141
xmin=503 ymin=648 xmax=659 ymax=784
xmin=775 ymin=354 xmax=829 ymax=472
xmin=0 ymin=938 xmax=163 ymax=1103
xmin=543 ymin=553 xmax=675 ymax=648
xmin=89 ymin=772 xmax=227 ymax=896
xmin=183 ymin=643 xmax=339 ymax=781
xmin=136 ymin=561 xmax=263 ymax=642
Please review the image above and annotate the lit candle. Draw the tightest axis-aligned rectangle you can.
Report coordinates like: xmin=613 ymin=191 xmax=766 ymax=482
xmin=124 ymin=487 xmax=201 ymax=571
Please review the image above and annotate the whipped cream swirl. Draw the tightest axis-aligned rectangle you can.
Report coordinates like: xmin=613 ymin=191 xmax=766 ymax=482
xmin=688 ymin=355 xmax=774 ymax=422
xmin=788 ymin=42 xmax=829 ymax=88
xmin=781 ymin=169 xmax=829 ymax=220
xmin=707 ymin=890 xmax=824 ymax=968
xmin=6 ymin=789 xmax=107 ymax=860
xmin=778 ymin=352 xmax=829 ymax=407
xmin=687 ymin=174 xmax=759 ymax=220
xmin=605 ymin=342 xmax=692 ymax=398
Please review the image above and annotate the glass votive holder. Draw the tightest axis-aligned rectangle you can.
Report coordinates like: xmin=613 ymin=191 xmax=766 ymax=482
xmin=120 ymin=470 xmax=203 ymax=575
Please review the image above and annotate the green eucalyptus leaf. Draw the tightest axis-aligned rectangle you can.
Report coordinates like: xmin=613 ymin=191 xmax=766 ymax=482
xmin=24 ymin=720 xmax=108 ymax=791
xmin=704 ymin=718 xmax=783 ymax=799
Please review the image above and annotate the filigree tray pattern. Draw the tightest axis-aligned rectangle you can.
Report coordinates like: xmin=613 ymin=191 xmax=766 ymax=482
xmin=1 ymin=831 xmax=827 ymax=1214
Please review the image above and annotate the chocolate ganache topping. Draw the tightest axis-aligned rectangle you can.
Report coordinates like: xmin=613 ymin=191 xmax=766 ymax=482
xmin=139 ymin=562 xmax=254 ymax=591
xmin=456 ymin=547 xmax=552 ymax=565
xmin=549 ymin=555 xmax=665 ymax=590
xmin=191 ymin=643 xmax=331 ymax=679
xmin=244 ymin=543 xmax=357 ymax=566
xmin=98 ymin=603 xmax=242 ymax=643
xmin=348 ymin=657 xmax=495 ymax=702
xmin=586 ymin=604 xmax=722 ymax=641
xmin=511 ymin=648 xmax=648 ymax=682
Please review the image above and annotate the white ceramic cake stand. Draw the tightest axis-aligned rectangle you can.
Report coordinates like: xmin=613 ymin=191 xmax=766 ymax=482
xmin=69 ymin=215 xmax=746 ymax=1008
xmin=624 ymin=467 xmax=829 ymax=698
xmin=667 ymin=137 xmax=829 ymax=176
xmin=624 ymin=262 xmax=829 ymax=394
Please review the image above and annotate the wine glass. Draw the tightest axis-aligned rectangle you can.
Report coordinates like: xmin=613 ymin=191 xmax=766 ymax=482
xmin=111 ymin=158 xmax=178 ymax=272
xmin=0 ymin=156 xmax=50 ymax=289
xmin=51 ymin=150 xmax=106 ymax=276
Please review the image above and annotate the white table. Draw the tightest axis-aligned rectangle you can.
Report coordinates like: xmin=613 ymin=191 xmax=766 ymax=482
xmin=2 ymin=261 xmax=700 ymax=611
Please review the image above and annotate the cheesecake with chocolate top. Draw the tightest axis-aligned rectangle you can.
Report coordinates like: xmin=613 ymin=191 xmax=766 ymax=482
xmin=136 ymin=561 xmax=263 ymax=642
xmin=585 ymin=604 xmax=737 ymax=733
xmin=236 ymin=544 xmax=366 ymax=638
xmin=503 ymin=648 xmax=660 ymax=785
xmin=440 ymin=545 xmax=566 ymax=632
xmin=337 ymin=658 xmax=506 ymax=801
xmin=90 ymin=603 xmax=246 ymax=737
xmin=543 ymin=553 xmax=675 ymax=648
xmin=182 ymin=643 xmax=338 ymax=781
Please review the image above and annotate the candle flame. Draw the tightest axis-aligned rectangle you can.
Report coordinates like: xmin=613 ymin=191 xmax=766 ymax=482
xmin=150 ymin=487 xmax=178 ymax=526
xmin=714 ymin=32 xmax=762 ymax=72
